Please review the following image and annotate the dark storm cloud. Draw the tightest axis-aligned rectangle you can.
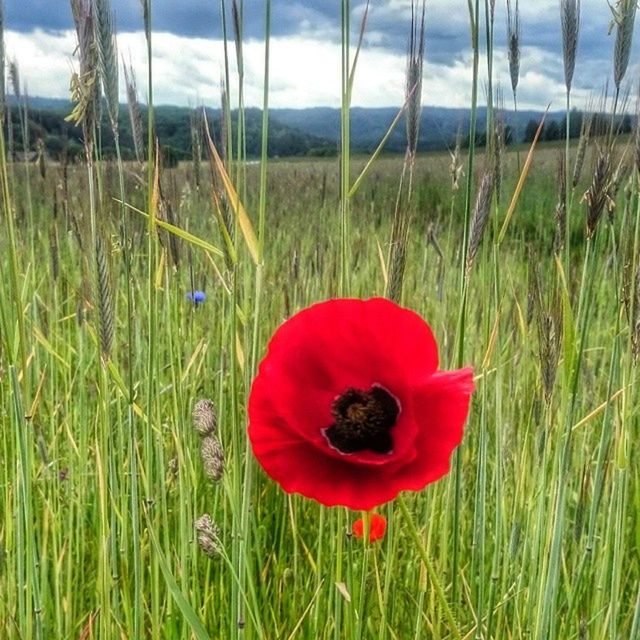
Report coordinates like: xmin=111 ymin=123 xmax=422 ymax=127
xmin=4 ymin=0 xmax=335 ymax=38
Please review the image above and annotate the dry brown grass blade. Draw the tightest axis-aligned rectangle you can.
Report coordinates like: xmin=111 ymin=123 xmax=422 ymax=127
xmin=211 ymin=184 xmax=238 ymax=265
xmin=78 ymin=608 xmax=100 ymax=640
xmin=376 ymin=236 xmax=388 ymax=287
xmin=497 ymin=105 xmax=549 ymax=245
xmin=203 ymin=111 xmax=259 ymax=265
xmin=348 ymin=82 xmax=417 ymax=198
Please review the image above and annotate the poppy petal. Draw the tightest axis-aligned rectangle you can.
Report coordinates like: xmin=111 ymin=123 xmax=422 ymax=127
xmin=264 ymin=298 xmax=438 ymax=394
xmin=247 ymin=298 xmax=473 ymax=510
xmin=389 ymin=367 xmax=475 ymax=490
xmin=352 ymin=513 xmax=387 ymax=542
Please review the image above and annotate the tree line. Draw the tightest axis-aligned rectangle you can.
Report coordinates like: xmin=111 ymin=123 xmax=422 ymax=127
xmin=4 ymin=103 xmax=338 ymax=164
xmin=523 ymin=109 xmax=633 ymax=143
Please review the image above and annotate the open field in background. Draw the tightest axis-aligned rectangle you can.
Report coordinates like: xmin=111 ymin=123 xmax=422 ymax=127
xmin=1 ymin=131 xmax=639 ymax=639
xmin=1 ymin=0 xmax=640 ymax=638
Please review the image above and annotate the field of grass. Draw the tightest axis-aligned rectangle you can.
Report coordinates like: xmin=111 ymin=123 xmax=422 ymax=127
xmin=1 ymin=1 xmax=640 ymax=639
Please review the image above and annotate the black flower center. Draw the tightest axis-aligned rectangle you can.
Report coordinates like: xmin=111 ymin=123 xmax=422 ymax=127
xmin=325 ymin=386 xmax=400 ymax=454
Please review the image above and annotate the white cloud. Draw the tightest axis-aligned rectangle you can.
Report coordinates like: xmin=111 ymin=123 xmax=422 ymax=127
xmin=5 ymin=28 xmax=398 ymax=108
xmin=3 ymin=22 xmax=635 ymax=112
xmin=5 ymin=29 xmax=77 ymax=98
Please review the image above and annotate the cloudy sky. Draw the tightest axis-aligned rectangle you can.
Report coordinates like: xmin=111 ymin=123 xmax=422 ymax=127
xmin=4 ymin=0 xmax=639 ymax=110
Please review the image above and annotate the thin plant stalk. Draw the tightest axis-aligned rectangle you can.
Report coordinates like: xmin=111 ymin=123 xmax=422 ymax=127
xmin=451 ymin=0 xmax=481 ymax=608
xmin=560 ymin=0 xmax=580 ymax=280
xmin=340 ymin=0 xmax=351 ymax=298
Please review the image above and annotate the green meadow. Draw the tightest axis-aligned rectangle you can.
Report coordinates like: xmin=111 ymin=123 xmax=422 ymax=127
xmin=1 ymin=1 xmax=640 ymax=639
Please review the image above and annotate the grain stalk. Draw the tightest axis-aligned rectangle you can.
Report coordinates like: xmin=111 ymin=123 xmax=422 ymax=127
xmin=611 ymin=0 xmax=636 ymax=112
xmin=387 ymin=0 xmax=425 ymax=303
xmin=96 ymin=1 xmax=143 ymax=631
xmin=560 ymin=0 xmax=580 ymax=279
xmin=243 ymin=1 xmax=271 ymax=635
xmin=571 ymin=108 xmax=593 ymax=190
xmin=70 ymin=1 xmax=120 ymax=635
xmin=123 ymin=60 xmax=145 ymax=164
xmin=138 ymin=0 xmax=163 ymax=635
xmin=506 ymin=0 xmax=520 ymax=169
xmin=451 ymin=0 xmax=481 ymax=608
xmin=9 ymin=62 xmax=34 ymax=230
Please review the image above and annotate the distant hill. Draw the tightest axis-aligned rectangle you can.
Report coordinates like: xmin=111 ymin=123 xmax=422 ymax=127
xmin=13 ymin=98 xmax=337 ymax=162
xmin=271 ymin=105 xmax=561 ymax=152
xmin=10 ymin=96 xmax=595 ymax=161
xmin=272 ymin=106 xmax=632 ymax=152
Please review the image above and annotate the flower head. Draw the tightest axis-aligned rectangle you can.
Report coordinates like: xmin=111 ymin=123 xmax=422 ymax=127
xmin=187 ymin=290 xmax=206 ymax=305
xmin=352 ymin=513 xmax=387 ymax=542
xmin=194 ymin=514 xmax=222 ymax=558
xmin=248 ymin=298 xmax=474 ymax=511
xmin=192 ymin=398 xmax=217 ymax=436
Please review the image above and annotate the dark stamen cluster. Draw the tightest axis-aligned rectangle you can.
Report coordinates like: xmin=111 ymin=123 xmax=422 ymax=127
xmin=325 ymin=386 xmax=399 ymax=454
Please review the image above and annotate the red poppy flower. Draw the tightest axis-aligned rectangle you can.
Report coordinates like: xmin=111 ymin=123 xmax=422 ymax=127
xmin=352 ymin=514 xmax=387 ymax=542
xmin=248 ymin=298 xmax=474 ymax=511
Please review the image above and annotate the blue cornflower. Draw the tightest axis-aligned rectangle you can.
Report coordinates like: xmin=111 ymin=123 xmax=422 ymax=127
xmin=187 ymin=290 xmax=206 ymax=305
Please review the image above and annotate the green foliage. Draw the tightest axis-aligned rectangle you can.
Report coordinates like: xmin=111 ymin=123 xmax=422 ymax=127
xmin=523 ymin=109 xmax=634 ymax=143
xmin=6 ymin=100 xmax=337 ymax=161
xmin=1 ymin=141 xmax=637 ymax=638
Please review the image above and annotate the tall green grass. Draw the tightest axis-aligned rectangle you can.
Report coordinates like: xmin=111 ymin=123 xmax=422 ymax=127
xmin=0 ymin=1 xmax=639 ymax=639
